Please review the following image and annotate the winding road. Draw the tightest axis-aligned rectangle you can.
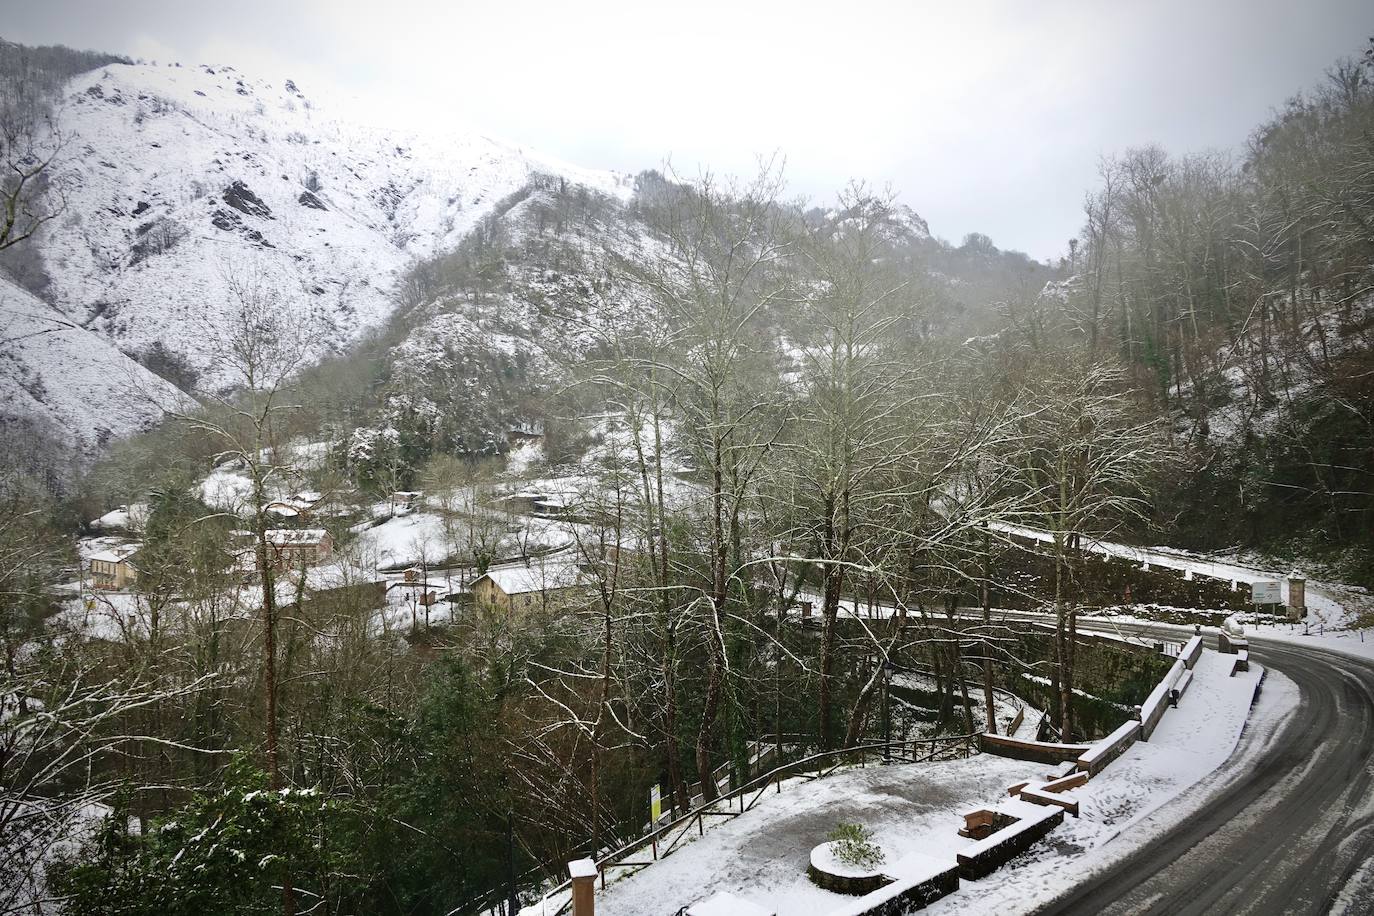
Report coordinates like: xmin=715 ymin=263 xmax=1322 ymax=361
xmin=1037 ymin=627 xmax=1374 ymax=916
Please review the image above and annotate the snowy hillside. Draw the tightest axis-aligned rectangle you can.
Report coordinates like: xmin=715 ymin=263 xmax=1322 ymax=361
xmin=0 ymin=275 xmax=189 ymax=456
xmin=7 ymin=58 xmax=629 ymax=419
xmin=345 ymin=172 xmax=668 ymax=466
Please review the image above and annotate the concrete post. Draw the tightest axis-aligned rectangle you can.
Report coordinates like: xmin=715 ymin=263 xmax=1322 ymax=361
xmin=569 ymin=858 xmax=597 ymax=916
xmin=1287 ymin=571 xmax=1306 ymax=618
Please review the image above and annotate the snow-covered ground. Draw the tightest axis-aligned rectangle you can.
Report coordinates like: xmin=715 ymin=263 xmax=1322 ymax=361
xmin=924 ymin=650 xmax=1284 ymax=914
xmin=89 ymin=503 xmax=149 ymax=532
xmin=519 ymin=648 xmax=1274 ymax=916
xmin=519 ymin=648 xmax=1279 ymax=916
xmin=351 ymin=511 xmax=453 ymax=570
xmin=575 ymin=755 xmax=1034 ymax=916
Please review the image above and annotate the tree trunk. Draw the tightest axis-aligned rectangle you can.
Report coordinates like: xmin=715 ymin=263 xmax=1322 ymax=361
xmin=1054 ymin=541 xmax=1073 ymax=741
xmin=695 ymin=431 xmax=728 ymax=803
xmin=981 ymin=543 xmax=996 ymax=735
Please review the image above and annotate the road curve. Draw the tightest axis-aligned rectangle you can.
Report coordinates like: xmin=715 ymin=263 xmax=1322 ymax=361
xmin=1036 ymin=632 xmax=1374 ymax=916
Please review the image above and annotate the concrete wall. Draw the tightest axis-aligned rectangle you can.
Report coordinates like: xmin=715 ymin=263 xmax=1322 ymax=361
xmin=1139 ymin=657 xmax=1186 ymax=740
xmin=1180 ymin=635 xmax=1204 ymax=669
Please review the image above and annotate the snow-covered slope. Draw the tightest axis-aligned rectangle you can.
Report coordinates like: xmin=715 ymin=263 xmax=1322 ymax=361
xmin=0 ymin=275 xmax=189 ymax=456
xmin=9 ymin=59 xmax=629 ymax=412
xmin=344 ymin=172 xmax=667 ymax=467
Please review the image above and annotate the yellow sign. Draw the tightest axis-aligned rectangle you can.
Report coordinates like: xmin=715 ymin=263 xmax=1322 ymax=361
xmin=650 ymin=784 xmax=662 ymax=822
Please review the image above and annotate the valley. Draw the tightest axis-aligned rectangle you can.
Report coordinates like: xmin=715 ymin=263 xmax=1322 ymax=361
xmin=2 ymin=21 xmax=1373 ymax=916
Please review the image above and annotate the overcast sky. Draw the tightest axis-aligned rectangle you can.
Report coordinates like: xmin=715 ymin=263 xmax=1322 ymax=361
xmin=7 ymin=0 xmax=1374 ymax=259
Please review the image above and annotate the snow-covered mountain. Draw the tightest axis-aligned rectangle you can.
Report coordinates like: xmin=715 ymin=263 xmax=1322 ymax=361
xmin=2 ymin=53 xmax=1004 ymax=476
xmin=1 ymin=57 xmax=630 ymax=460
xmin=0 ymin=274 xmax=189 ymax=458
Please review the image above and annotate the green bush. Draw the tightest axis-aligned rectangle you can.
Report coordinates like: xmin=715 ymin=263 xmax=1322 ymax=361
xmin=827 ymin=822 xmax=885 ymax=870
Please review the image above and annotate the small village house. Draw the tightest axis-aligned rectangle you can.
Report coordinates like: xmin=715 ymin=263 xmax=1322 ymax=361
xmin=265 ymin=528 xmax=333 ymax=569
xmin=88 ymin=544 xmax=141 ymax=590
xmin=265 ymin=490 xmax=323 ymax=520
xmin=471 ymin=559 xmax=580 ymax=613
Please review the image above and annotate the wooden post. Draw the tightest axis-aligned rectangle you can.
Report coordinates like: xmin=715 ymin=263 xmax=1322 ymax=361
xmin=569 ymin=859 xmax=597 ymax=916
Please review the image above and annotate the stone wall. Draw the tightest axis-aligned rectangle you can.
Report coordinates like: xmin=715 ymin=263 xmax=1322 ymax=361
xmin=984 ymin=540 xmax=1249 ymax=613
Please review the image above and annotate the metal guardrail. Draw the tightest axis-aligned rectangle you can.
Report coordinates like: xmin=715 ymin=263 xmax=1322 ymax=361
xmin=514 ymin=731 xmax=981 ymax=916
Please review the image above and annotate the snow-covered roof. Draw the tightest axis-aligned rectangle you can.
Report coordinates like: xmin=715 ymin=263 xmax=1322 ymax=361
xmin=266 ymin=491 xmax=325 ymax=518
xmin=476 ymin=560 xmax=580 ymax=596
xmin=89 ymin=504 xmax=149 ymax=531
xmin=265 ymin=528 xmax=330 ymax=547
xmin=89 ymin=543 xmax=141 ymax=565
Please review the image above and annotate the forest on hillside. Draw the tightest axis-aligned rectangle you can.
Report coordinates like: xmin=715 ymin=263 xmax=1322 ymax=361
xmin=0 ymin=33 xmax=1371 ymax=916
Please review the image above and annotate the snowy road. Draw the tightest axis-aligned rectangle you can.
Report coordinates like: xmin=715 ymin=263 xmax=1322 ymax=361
xmin=1035 ymin=625 xmax=1374 ymax=916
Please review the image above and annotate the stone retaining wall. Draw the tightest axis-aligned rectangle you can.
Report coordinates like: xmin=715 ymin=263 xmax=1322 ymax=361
xmin=978 ymin=733 xmax=1091 ymax=765
xmin=824 ymin=864 xmax=961 ymax=916
xmin=1076 ymin=720 xmax=1141 ymax=777
xmin=956 ymin=805 xmax=1065 ymax=880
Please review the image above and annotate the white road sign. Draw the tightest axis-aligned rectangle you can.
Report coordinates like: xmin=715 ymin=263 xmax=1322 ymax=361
xmin=1251 ymin=580 xmax=1281 ymax=604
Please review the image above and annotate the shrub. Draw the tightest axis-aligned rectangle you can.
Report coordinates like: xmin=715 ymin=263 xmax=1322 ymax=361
xmin=828 ymin=822 xmax=885 ymax=870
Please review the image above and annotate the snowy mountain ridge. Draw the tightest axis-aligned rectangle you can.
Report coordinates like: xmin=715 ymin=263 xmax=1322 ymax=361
xmin=2 ymin=57 xmax=631 ymax=462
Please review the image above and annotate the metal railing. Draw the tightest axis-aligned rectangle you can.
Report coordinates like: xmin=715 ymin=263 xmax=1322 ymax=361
xmin=514 ymin=731 xmax=980 ymax=916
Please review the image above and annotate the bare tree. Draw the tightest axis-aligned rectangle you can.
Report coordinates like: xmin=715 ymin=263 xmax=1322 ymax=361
xmin=631 ymin=162 xmax=791 ymax=800
xmin=777 ymin=186 xmax=926 ymax=748
xmin=161 ymin=258 xmax=315 ymax=916
xmin=0 ymin=68 xmax=66 ymax=253
xmin=0 ymin=498 xmax=223 ymax=914
xmin=997 ymin=354 xmax=1175 ymax=738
